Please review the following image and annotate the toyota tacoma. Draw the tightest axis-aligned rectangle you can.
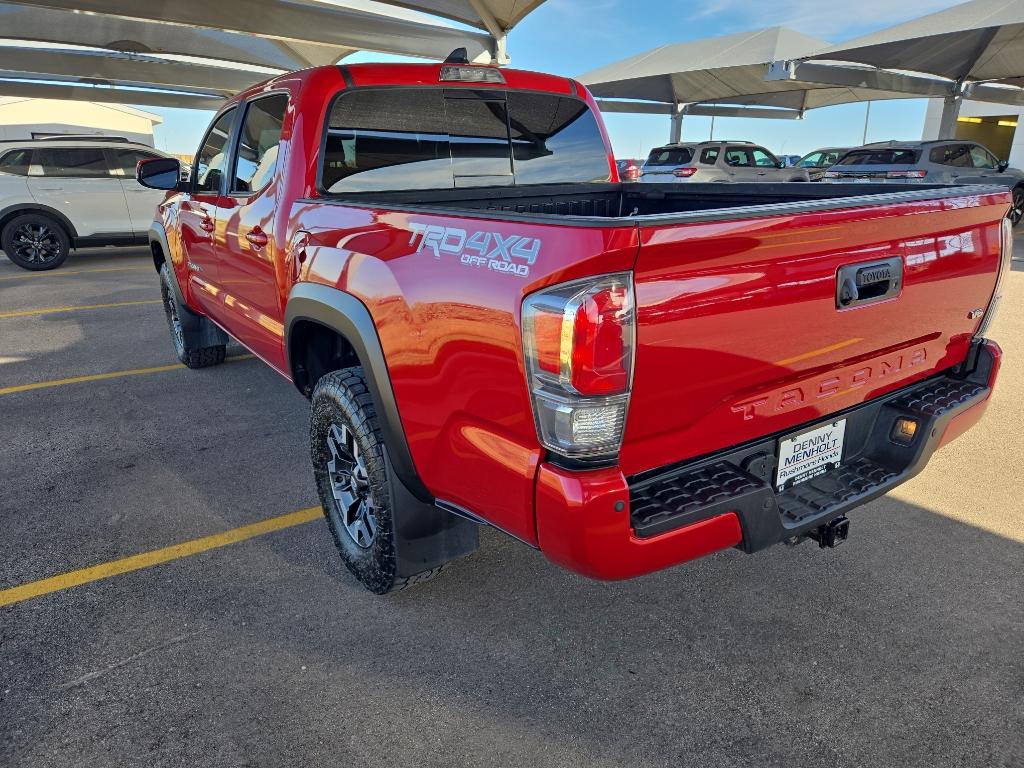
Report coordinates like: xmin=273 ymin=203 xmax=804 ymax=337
xmin=137 ymin=57 xmax=1010 ymax=593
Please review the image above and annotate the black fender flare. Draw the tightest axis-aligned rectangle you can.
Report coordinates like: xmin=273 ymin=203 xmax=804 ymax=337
xmin=0 ymin=203 xmax=79 ymax=240
xmin=148 ymin=222 xmax=227 ymax=349
xmin=284 ymin=282 xmax=431 ymax=503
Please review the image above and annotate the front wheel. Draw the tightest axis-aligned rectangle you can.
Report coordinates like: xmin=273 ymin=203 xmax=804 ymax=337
xmin=1010 ymin=186 xmax=1024 ymax=227
xmin=310 ymin=367 xmax=444 ymax=594
xmin=1 ymin=213 xmax=70 ymax=271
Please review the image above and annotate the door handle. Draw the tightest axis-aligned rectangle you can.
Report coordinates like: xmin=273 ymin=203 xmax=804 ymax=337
xmin=245 ymin=228 xmax=269 ymax=248
xmin=836 ymin=257 xmax=903 ymax=309
xmin=199 ymin=216 xmax=215 ymax=233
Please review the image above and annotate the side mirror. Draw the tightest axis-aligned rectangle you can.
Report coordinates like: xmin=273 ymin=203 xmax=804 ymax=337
xmin=137 ymin=157 xmax=183 ymax=191
xmin=998 ymin=160 xmax=1009 ymax=172
xmin=777 ymin=160 xmax=786 ymax=169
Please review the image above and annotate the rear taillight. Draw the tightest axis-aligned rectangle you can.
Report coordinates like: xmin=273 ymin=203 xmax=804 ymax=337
xmin=886 ymin=170 xmax=927 ymax=179
xmin=976 ymin=216 xmax=1014 ymax=337
xmin=673 ymin=167 xmax=698 ymax=178
xmin=522 ymin=273 xmax=635 ymax=461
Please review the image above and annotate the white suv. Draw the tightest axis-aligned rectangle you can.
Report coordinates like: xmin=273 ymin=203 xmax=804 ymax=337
xmin=0 ymin=137 xmax=173 ymax=270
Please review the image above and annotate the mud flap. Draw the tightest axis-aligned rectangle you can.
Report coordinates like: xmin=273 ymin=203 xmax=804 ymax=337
xmin=385 ymin=449 xmax=479 ymax=577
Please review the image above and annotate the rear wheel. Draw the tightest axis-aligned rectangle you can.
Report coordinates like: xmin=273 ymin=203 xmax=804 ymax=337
xmin=1010 ymin=186 xmax=1024 ymax=227
xmin=1 ymin=213 xmax=70 ymax=271
xmin=310 ymin=367 xmax=444 ymax=594
xmin=159 ymin=263 xmax=225 ymax=368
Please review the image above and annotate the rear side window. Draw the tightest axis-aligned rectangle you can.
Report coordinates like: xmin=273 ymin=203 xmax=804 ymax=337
xmin=232 ymin=94 xmax=288 ymax=194
xmin=699 ymin=147 xmax=719 ymax=164
xmin=646 ymin=147 xmax=693 ymax=166
xmin=31 ymin=147 xmax=109 ymax=177
xmin=929 ymin=144 xmax=972 ymax=167
xmin=0 ymin=149 xmax=30 ymax=176
xmin=724 ymin=147 xmax=753 ymax=167
xmin=322 ymin=87 xmax=610 ymax=193
xmin=836 ymin=149 xmax=919 ymax=165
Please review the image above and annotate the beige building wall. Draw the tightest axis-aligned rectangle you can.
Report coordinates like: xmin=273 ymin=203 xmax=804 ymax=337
xmin=0 ymin=98 xmax=162 ymax=146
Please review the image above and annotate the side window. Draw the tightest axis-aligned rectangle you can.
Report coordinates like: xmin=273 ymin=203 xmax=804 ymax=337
xmin=194 ymin=108 xmax=237 ymax=194
xmin=931 ymin=144 xmax=972 ymax=167
xmin=323 ymin=89 xmax=452 ymax=193
xmin=798 ymin=152 xmax=821 ymax=167
xmin=0 ymin=148 xmax=30 ymax=176
xmin=112 ymin=149 xmax=159 ymax=177
xmin=506 ymin=92 xmax=611 ymax=184
xmin=232 ymin=94 xmax=288 ymax=194
xmin=969 ymin=145 xmax=998 ymax=170
xmin=31 ymin=147 xmax=109 ymax=178
xmin=699 ymin=147 xmax=720 ymax=164
xmin=751 ymin=148 xmax=778 ymax=167
xmin=724 ymin=147 xmax=752 ymax=167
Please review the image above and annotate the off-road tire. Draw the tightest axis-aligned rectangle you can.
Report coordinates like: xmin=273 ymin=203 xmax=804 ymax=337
xmin=1 ymin=212 xmax=70 ymax=271
xmin=1010 ymin=185 xmax=1024 ymax=227
xmin=310 ymin=367 xmax=444 ymax=594
xmin=159 ymin=263 xmax=225 ymax=368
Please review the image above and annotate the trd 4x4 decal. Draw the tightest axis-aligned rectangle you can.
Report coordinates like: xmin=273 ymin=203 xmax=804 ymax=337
xmin=408 ymin=223 xmax=540 ymax=277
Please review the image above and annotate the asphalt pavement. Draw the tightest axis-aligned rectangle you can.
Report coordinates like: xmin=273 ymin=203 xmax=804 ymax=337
xmin=1 ymin=243 xmax=1021 ymax=768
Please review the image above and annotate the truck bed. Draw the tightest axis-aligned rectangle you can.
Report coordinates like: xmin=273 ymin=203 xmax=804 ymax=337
xmin=319 ymin=181 xmax=1002 ymax=223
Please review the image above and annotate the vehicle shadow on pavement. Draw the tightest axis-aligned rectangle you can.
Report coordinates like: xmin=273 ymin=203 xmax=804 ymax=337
xmin=212 ymin=494 xmax=1022 ymax=767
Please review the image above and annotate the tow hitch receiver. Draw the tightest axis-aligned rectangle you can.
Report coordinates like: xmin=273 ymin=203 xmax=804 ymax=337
xmin=809 ymin=516 xmax=850 ymax=549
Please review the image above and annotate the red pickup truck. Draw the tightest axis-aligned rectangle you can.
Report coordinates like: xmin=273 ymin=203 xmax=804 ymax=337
xmin=137 ymin=57 xmax=1010 ymax=594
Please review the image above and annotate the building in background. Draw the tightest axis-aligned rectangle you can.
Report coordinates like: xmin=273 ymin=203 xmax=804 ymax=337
xmin=0 ymin=98 xmax=161 ymax=146
xmin=923 ymin=99 xmax=1022 ymax=166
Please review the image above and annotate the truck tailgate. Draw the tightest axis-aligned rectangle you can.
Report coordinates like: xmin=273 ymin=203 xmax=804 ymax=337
xmin=621 ymin=191 xmax=1008 ymax=477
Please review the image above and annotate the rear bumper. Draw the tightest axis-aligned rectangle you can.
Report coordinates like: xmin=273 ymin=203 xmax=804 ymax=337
xmin=535 ymin=340 xmax=1001 ymax=580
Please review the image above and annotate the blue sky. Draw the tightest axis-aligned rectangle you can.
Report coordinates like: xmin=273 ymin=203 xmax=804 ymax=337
xmin=147 ymin=0 xmax=966 ymax=159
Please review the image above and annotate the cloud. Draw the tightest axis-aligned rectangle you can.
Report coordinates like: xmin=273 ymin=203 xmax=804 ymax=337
xmin=694 ymin=0 xmax=966 ymax=40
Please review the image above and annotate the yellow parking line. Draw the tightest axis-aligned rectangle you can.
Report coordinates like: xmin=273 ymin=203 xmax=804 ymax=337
xmin=0 ymin=299 xmax=161 ymax=319
xmin=0 ymin=266 xmax=150 ymax=282
xmin=0 ymin=354 xmax=255 ymax=396
xmin=0 ymin=507 xmax=322 ymax=608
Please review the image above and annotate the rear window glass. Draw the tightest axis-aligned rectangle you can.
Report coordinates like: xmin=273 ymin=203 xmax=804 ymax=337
xmin=835 ymin=149 xmax=919 ymax=166
xmin=646 ymin=147 xmax=693 ymax=166
xmin=322 ymin=88 xmax=610 ymax=193
xmin=699 ymin=147 xmax=719 ymax=164
xmin=929 ymin=144 xmax=972 ymax=167
xmin=507 ymin=91 xmax=611 ymax=184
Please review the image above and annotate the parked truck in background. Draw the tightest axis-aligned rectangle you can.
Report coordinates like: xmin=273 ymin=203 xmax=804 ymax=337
xmin=138 ymin=58 xmax=1010 ymax=594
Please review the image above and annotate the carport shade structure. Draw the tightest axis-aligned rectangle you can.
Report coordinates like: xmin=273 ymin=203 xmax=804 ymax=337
xmin=769 ymin=0 xmax=1024 ymax=138
xmin=0 ymin=0 xmax=549 ymax=111
xmin=578 ymin=26 xmax=914 ymax=142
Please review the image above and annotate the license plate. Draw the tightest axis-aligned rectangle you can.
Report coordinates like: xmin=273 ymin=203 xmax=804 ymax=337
xmin=775 ymin=419 xmax=847 ymax=491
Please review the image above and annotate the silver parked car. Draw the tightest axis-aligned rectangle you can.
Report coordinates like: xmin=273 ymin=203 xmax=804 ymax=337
xmin=639 ymin=141 xmax=810 ymax=183
xmin=823 ymin=140 xmax=1024 ymax=225
xmin=796 ymin=147 xmax=852 ymax=181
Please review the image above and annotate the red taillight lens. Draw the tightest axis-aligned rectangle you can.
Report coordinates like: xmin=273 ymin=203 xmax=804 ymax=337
xmin=522 ymin=273 xmax=635 ymax=459
xmin=673 ymin=167 xmax=698 ymax=178
xmin=886 ymin=170 xmax=927 ymax=179
xmin=569 ymin=283 xmax=630 ymax=395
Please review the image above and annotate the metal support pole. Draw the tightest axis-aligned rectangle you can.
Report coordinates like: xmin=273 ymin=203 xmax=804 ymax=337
xmin=937 ymin=94 xmax=963 ymax=139
xmin=709 ymin=116 xmax=715 ymax=141
xmin=669 ymin=103 xmax=683 ymax=144
xmin=862 ymin=101 xmax=872 ymax=144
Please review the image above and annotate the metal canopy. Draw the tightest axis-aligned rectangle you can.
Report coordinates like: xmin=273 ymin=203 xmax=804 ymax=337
xmin=0 ymin=77 xmax=227 ymax=110
xmin=768 ymin=0 xmax=1024 ymax=136
xmin=0 ymin=0 xmax=499 ymax=63
xmin=0 ymin=3 xmax=352 ymax=69
xmin=808 ymin=0 xmax=1024 ymax=83
xmin=579 ymin=27 xmax=831 ymax=105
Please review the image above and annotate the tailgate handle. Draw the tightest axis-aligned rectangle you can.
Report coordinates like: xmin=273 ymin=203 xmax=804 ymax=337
xmin=836 ymin=257 xmax=902 ymax=309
